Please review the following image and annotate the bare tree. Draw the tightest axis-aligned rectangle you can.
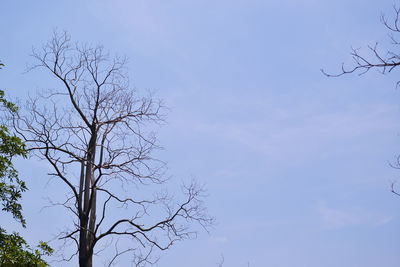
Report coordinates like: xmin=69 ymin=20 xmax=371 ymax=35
xmin=12 ymin=32 xmax=213 ymax=267
xmin=321 ymin=5 xmax=400 ymax=196
xmin=321 ymin=5 xmax=400 ymax=80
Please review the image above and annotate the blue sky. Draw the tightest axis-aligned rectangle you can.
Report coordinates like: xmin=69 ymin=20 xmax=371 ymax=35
xmin=1 ymin=0 xmax=400 ymax=266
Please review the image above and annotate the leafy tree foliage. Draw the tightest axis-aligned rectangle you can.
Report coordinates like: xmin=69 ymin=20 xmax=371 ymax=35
xmin=0 ymin=61 xmax=53 ymax=266
xmin=0 ymin=229 xmax=52 ymax=267
xmin=0 ymin=91 xmax=27 ymax=225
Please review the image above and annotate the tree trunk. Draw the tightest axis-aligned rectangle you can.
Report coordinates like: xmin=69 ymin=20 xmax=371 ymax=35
xmin=79 ymin=213 xmax=90 ymax=267
xmin=79 ymin=131 xmax=97 ymax=267
xmin=79 ymin=249 xmax=93 ymax=267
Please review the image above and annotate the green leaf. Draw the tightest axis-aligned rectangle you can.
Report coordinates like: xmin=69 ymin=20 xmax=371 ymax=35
xmin=0 ymin=61 xmax=52 ymax=266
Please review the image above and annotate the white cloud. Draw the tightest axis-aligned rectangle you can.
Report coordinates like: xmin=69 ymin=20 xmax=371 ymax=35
xmin=185 ymin=102 xmax=399 ymax=162
xmin=316 ymin=202 xmax=392 ymax=229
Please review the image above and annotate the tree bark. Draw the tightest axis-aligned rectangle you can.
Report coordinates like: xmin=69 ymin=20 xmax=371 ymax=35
xmin=79 ymin=131 xmax=97 ymax=267
xmin=15 ymin=31 xmax=213 ymax=265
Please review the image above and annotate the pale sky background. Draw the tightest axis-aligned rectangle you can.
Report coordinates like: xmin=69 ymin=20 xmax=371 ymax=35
xmin=1 ymin=1 xmax=400 ymax=266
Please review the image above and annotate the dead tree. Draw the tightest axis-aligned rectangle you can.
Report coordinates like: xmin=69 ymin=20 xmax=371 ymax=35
xmin=321 ymin=5 xmax=400 ymax=196
xmin=321 ymin=5 xmax=400 ymax=80
xmin=13 ymin=32 xmax=213 ymax=267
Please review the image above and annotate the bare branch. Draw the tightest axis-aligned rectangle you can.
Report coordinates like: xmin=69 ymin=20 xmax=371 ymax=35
xmin=14 ymin=31 xmax=213 ymax=266
xmin=322 ymin=7 xmax=400 ymax=79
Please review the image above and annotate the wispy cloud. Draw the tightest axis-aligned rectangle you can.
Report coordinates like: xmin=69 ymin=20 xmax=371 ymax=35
xmin=316 ymin=202 xmax=392 ymax=229
xmin=182 ymin=102 xmax=398 ymax=162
